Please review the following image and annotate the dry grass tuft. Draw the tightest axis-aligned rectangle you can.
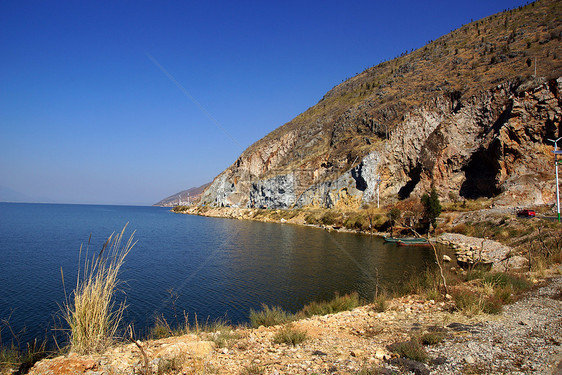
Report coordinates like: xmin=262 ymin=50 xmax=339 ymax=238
xmin=249 ymin=305 xmax=295 ymax=328
xmin=272 ymin=324 xmax=307 ymax=346
xmin=299 ymin=292 xmax=360 ymax=318
xmin=61 ymin=225 xmax=136 ymax=354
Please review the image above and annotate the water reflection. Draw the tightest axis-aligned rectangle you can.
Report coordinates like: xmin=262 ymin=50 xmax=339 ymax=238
xmin=0 ymin=203 xmax=441 ymax=344
xmin=163 ymin=218 xmax=437 ymax=321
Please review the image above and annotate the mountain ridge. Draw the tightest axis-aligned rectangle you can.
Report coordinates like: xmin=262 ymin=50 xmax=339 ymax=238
xmin=198 ymin=0 xmax=561 ymax=209
xmin=154 ymin=183 xmax=211 ymax=207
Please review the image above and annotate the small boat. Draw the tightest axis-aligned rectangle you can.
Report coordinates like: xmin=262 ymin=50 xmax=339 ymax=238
xmin=384 ymin=236 xmax=400 ymax=243
xmin=397 ymin=238 xmax=430 ymax=246
xmin=384 ymin=236 xmax=427 ymax=244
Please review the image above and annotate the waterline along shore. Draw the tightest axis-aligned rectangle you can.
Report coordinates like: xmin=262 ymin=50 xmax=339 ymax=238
xmin=28 ymin=269 xmax=562 ymax=374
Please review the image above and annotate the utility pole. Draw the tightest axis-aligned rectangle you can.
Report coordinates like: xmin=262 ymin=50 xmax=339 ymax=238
xmin=375 ymin=178 xmax=382 ymax=208
xmin=548 ymin=137 xmax=562 ymax=222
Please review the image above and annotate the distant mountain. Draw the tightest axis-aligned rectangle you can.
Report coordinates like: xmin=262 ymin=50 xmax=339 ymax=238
xmin=0 ymin=186 xmax=32 ymax=203
xmin=201 ymin=0 xmax=562 ymax=209
xmin=154 ymin=183 xmax=212 ymax=207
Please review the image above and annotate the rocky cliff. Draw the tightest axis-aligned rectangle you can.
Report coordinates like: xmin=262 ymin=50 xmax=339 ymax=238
xmin=201 ymin=0 xmax=562 ymax=209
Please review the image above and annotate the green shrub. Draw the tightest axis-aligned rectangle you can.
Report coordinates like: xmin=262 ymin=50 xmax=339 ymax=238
xmin=198 ymin=317 xmax=232 ymax=333
xmin=420 ymin=332 xmax=445 ymax=345
xmin=452 ymin=288 xmax=482 ymax=315
xmin=373 ymin=293 xmax=388 ymax=312
xmin=150 ymin=317 xmax=174 ymax=339
xmin=421 ymin=188 xmax=442 ymax=230
xmin=483 ymin=273 xmax=531 ymax=293
xmin=493 ymin=286 xmax=514 ymax=305
xmin=344 ymin=215 xmax=369 ymax=231
xmin=272 ymin=325 xmax=307 ymax=346
xmin=388 ymin=339 xmax=429 ymax=363
xmin=0 ymin=345 xmax=19 ymax=371
xmin=465 ymin=269 xmax=488 ymax=282
xmin=424 ymin=288 xmax=442 ymax=302
xmin=0 ymin=339 xmax=47 ymax=375
xmin=249 ymin=305 xmax=294 ymax=328
xmin=482 ymin=296 xmax=503 ymax=314
xmin=209 ymin=328 xmax=239 ymax=348
xmin=452 ymin=271 xmax=533 ymax=316
xmin=320 ymin=211 xmax=343 ymax=226
xmin=150 ymin=313 xmax=232 ymax=339
xmin=304 ymin=214 xmax=319 ymax=225
xmin=299 ymin=292 xmax=360 ymax=317
xmin=398 ymin=267 xmax=442 ymax=296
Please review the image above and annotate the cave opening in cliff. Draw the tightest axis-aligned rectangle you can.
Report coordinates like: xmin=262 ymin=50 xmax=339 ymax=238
xmin=398 ymin=165 xmax=422 ymax=199
xmin=544 ymin=118 xmax=561 ymax=141
xmin=460 ymin=144 xmax=502 ymax=199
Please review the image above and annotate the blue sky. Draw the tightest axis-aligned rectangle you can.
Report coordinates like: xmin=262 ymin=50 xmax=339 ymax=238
xmin=0 ymin=0 xmax=527 ymax=205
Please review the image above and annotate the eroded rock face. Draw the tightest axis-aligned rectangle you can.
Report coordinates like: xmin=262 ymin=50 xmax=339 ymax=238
xmin=250 ymin=174 xmax=296 ymax=209
xmin=201 ymin=77 xmax=562 ymax=209
xmin=295 ymin=152 xmax=381 ymax=208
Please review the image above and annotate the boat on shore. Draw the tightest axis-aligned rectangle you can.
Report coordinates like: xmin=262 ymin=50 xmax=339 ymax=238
xmin=397 ymin=238 xmax=431 ymax=246
xmin=384 ymin=236 xmax=429 ymax=245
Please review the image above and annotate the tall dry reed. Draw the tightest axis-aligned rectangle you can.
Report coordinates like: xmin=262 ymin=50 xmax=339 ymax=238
xmin=61 ymin=225 xmax=136 ymax=354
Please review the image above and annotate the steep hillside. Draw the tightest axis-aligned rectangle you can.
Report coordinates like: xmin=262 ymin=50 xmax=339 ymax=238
xmin=201 ymin=0 xmax=562 ymax=209
xmin=154 ymin=183 xmax=211 ymax=207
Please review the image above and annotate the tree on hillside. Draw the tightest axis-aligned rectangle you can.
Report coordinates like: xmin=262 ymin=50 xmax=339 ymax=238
xmin=387 ymin=207 xmax=401 ymax=237
xmin=421 ymin=188 xmax=442 ymax=231
xmin=396 ymin=198 xmax=424 ymax=229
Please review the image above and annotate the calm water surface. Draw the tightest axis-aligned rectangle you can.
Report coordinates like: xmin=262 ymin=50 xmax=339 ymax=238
xmin=0 ymin=203 xmax=437 ymax=344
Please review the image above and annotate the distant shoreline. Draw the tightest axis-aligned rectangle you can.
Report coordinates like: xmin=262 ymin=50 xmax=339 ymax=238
xmin=171 ymin=205 xmax=388 ymax=237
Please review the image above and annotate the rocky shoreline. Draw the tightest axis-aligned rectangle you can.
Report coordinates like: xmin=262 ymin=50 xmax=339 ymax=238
xmin=29 ymin=270 xmax=562 ymax=374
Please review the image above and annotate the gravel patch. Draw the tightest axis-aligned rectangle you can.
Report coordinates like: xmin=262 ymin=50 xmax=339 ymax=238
xmin=427 ymin=276 xmax=562 ymax=374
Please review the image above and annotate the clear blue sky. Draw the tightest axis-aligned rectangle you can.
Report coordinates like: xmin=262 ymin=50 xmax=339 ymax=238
xmin=0 ymin=0 xmax=527 ymax=205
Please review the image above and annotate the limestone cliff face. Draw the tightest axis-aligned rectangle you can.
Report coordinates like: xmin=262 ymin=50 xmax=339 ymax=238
xmin=380 ymin=77 xmax=562 ymax=206
xmin=201 ymin=77 xmax=562 ymax=209
xmin=200 ymin=1 xmax=562 ymax=209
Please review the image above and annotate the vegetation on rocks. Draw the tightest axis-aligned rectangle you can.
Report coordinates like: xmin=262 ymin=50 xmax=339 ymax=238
xmin=60 ymin=226 xmax=136 ymax=355
xmin=249 ymin=292 xmax=361 ymax=329
xmin=0 ymin=338 xmax=46 ymax=375
xmin=421 ymin=187 xmax=442 ymax=231
xmin=387 ymin=338 xmax=429 ymax=363
xmin=299 ymin=292 xmax=361 ymax=318
xmin=272 ymin=325 xmax=308 ymax=346
xmin=420 ymin=331 xmax=446 ymax=346
xmin=249 ymin=305 xmax=294 ymax=328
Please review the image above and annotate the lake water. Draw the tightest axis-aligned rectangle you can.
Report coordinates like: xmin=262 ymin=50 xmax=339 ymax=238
xmin=0 ymin=203 xmax=437 ymax=345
